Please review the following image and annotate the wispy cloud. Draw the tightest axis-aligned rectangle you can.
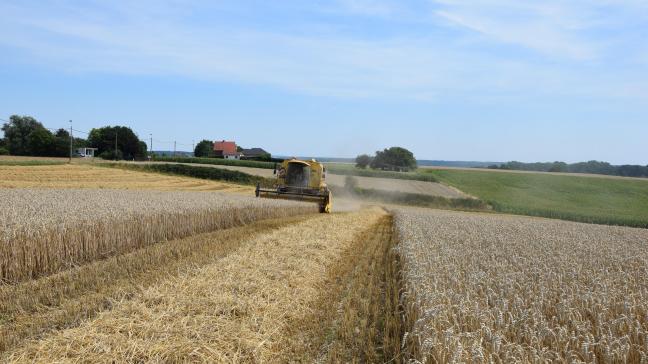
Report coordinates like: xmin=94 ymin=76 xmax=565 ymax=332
xmin=0 ymin=0 xmax=646 ymax=101
xmin=431 ymin=0 xmax=648 ymax=61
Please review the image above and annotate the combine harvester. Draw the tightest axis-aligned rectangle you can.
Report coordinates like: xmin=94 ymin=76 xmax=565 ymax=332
xmin=255 ymin=158 xmax=332 ymax=213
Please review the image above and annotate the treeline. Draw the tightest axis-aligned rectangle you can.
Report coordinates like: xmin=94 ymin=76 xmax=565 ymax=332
xmin=355 ymin=147 xmax=417 ymax=172
xmin=0 ymin=116 xmax=84 ymax=157
xmin=490 ymin=160 xmax=648 ymax=178
xmin=1 ymin=115 xmax=147 ymax=160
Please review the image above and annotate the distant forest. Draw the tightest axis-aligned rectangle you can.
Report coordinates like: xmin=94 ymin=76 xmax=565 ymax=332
xmin=490 ymin=160 xmax=648 ymax=178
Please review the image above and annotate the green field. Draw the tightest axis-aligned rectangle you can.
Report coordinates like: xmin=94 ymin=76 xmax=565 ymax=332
xmin=423 ymin=169 xmax=648 ymax=228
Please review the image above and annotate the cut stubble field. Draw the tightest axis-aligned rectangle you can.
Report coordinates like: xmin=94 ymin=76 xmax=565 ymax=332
xmin=0 ymin=164 xmax=253 ymax=192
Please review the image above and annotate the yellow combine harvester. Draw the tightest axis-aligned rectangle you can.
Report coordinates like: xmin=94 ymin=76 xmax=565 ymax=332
xmin=255 ymin=158 xmax=332 ymax=213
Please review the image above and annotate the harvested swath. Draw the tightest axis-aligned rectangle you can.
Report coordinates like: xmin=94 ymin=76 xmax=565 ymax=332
xmin=5 ymin=209 xmax=386 ymax=363
xmin=393 ymin=207 xmax=648 ymax=363
xmin=0 ymin=188 xmax=316 ymax=282
xmin=0 ymin=215 xmax=314 ymax=353
xmin=320 ymin=214 xmax=403 ymax=362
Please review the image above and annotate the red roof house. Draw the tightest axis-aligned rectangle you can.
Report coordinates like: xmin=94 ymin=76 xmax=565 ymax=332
xmin=213 ymin=140 xmax=241 ymax=159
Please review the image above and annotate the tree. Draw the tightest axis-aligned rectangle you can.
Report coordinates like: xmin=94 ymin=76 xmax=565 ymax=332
xmin=0 ymin=137 xmax=8 ymax=155
xmin=52 ymin=129 xmax=72 ymax=157
xmin=28 ymin=127 xmax=55 ymax=156
xmin=0 ymin=115 xmax=89 ymax=157
xmin=370 ymin=147 xmax=417 ymax=172
xmin=1 ymin=115 xmax=46 ymax=155
xmin=138 ymin=141 xmax=148 ymax=158
xmin=548 ymin=161 xmax=568 ymax=173
xmin=88 ymin=126 xmax=147 ymax=160
xmin=258 ymin=152 xmax=272 ymax=161
xmin=194 ymin=139 xmax=214 ymax=157
xmin=355 ymin=154 xmax=372 ymax=169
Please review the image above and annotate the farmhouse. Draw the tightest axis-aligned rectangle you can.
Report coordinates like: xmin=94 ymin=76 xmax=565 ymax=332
xmin=76 ymin=147 xmax=98 ymax=158
xmin=213 ymin=140 xmax=241 ymax=159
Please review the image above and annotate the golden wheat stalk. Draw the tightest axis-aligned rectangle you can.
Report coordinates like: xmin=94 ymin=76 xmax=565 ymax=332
xmin=393 ymin=207 xmax=648 ymax=363
xmin=0 ymin=188 xmax=316 ymax=282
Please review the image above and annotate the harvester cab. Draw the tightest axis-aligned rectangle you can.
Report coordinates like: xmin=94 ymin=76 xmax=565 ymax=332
xmin=255 ymin=158 xmax=332 ymax=213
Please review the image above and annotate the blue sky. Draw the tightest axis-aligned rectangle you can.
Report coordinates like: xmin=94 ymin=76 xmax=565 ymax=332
xmin=0 ymin=0 xmax=646 ymax=164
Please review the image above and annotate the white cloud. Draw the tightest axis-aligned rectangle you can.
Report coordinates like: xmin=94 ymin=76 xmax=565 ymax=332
xmin=0 ymin=1 xmax=646 ymax=102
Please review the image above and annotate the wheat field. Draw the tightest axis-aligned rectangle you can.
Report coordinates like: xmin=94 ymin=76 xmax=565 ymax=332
xmin=0 ymin=188 xmax=316 ymax=282
xmin=4 ymin=209 xmax=391 ymax=362
xmin=393 ymin=207 xmax=648 ymax=363
xmin=4 ymin=163 xmax=647 ymax=363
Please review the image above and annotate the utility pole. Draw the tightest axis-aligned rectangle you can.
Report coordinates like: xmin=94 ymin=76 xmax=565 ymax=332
xmin=115 ymin=130 xmax=118 ymax=161
xmin=150 ymin=134 xmax=153 ymax=155
xmin=173 ymin=141 xmax=176 ymax=157
xmin=69 ymin=120 xmax=73 ymax=163
xmin=192 ymin=140 xmax=195 ymax=157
